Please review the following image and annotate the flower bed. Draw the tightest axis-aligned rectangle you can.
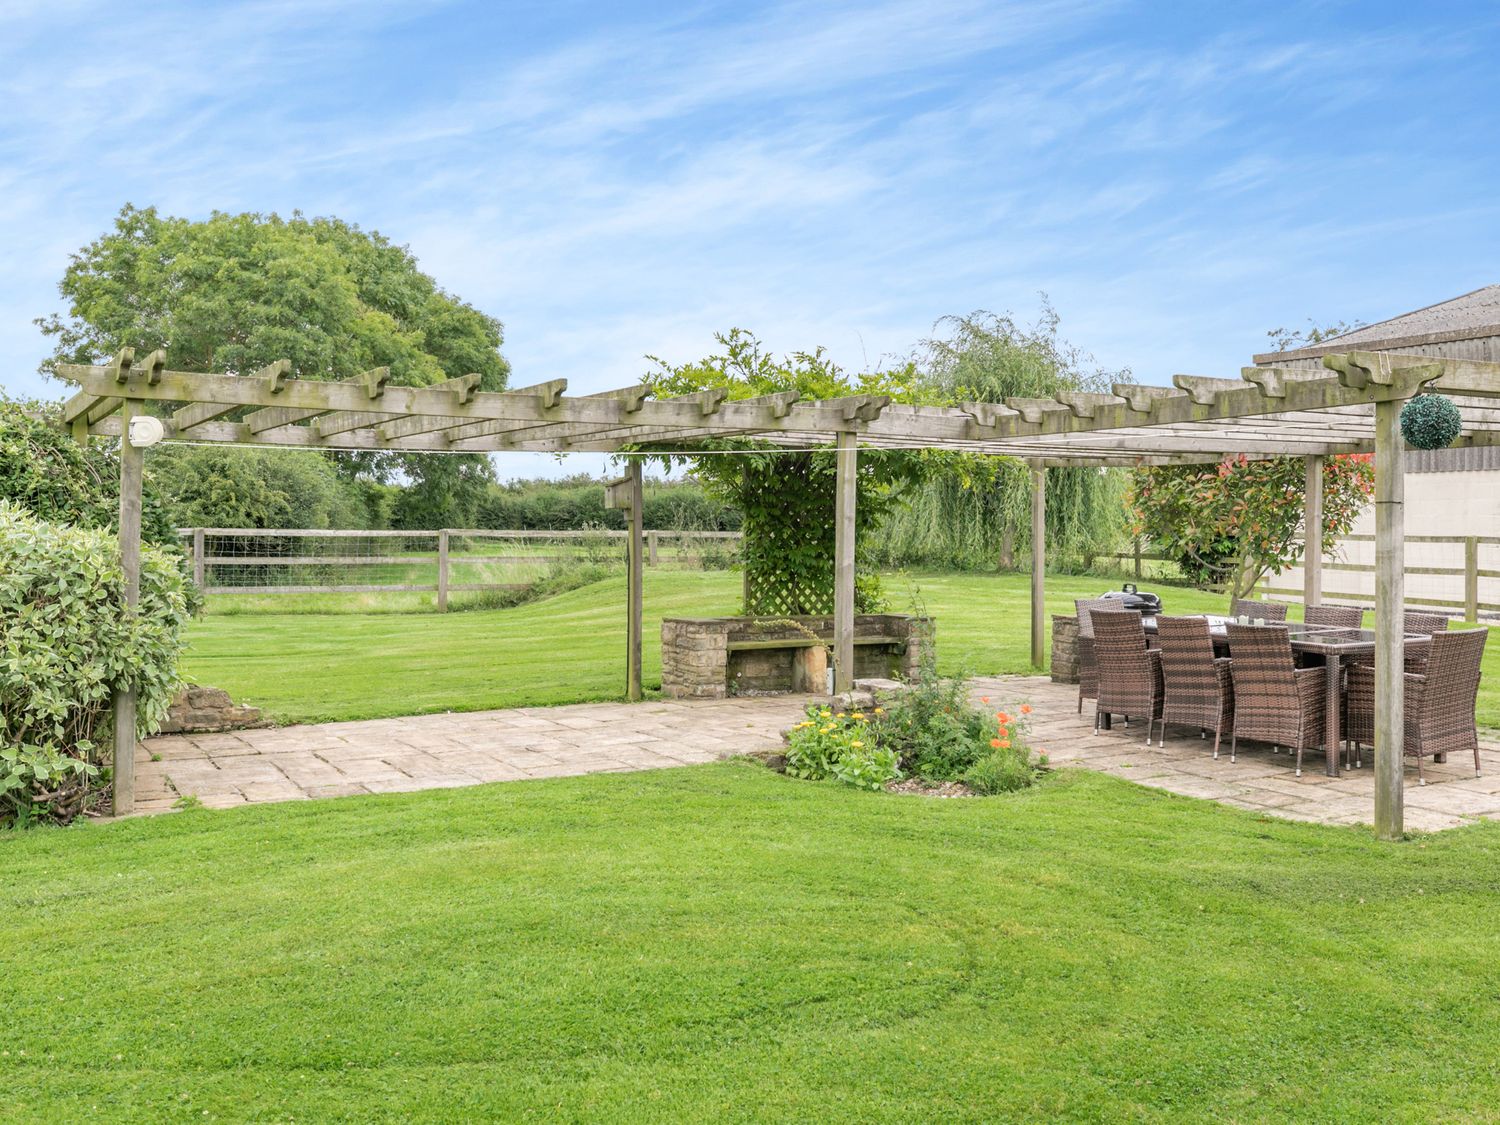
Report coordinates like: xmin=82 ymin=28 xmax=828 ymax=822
xmin=781 ymin=674 xmax=1046 ymax=795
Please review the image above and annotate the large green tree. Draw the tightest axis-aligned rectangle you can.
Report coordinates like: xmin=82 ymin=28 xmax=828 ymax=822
xmin=37 ymin=205 xmax=509 ymax=518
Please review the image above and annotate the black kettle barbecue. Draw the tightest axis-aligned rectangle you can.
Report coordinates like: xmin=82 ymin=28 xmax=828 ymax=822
xmin=1098 ymin=582 xmax=1162 ymax=617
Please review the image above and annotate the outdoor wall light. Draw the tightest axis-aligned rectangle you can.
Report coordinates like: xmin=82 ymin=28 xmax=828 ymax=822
xmin=127 ymin=415 xmax=166 ymax=448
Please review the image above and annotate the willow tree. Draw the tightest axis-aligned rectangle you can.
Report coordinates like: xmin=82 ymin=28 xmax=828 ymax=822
xmin=872 ymin=306 xmax=1131 ymax=572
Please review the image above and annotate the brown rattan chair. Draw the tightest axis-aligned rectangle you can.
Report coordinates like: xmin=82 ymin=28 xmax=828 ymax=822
xmin=1226 ymin=623 xmax=1327 ymax=776
xmin=1154 ymin=615 xmax=1235 ymax=758
xmin=1345 ymin=627 xmax=1487 ymax=783
xmin=1347 ymin=610 xmax=1449 ymax=679
xmin=1401 ymin=611 xmax=1449 ymax=674
xmin=1304 ymin=604 xmax=1364 ymax=629
xmin=1231 ymin=598 xmax=1290 ymax=623
xmin=1092 ymin=610 xmax=1163 ymax=743
xmin=1074 ymin=597 xmax=1118 ymax=715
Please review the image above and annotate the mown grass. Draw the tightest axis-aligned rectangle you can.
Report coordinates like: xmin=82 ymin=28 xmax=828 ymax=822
xmin=5 ymin=762 xmax=1500 ymax=1121
xmin=182 ymin=569 xmax=1500 ymax=728
xmin=180 ymin=570 xmax=1228 ymax=724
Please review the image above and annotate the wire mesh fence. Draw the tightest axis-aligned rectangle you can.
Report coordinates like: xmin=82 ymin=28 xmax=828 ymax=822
xmin=180 ymin=527 xmax=743 ymax=608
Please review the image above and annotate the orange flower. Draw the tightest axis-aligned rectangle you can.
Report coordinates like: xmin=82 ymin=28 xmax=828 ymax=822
xmin=1020 ymin=704 xmax=1032 ymax=715
xmin=980 ymin=696 xmax=990 ymax=704
xmin=990 ymin=738 xmax=1002 ymax=749
xmin=998 ymin=739 xmax=1011 ymax=749
xmin=996 ymin=711 xmax=1011 ymax=724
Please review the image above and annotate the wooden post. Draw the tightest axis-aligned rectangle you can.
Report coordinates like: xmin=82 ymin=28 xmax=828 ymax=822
xmin=112 ymin=400 xmax=146 ymax=817
xmin=1465 ymin=536 xmax=1479 ymax=625
xmin=648 ymin=531 xmax=659 ymax=567
xmin=1373 ymin=398 xmax=1405 ymax=841
xmin=437 ymin=529 xmax=450 ymax=612
xmin=626 ymin=461 xmax=644 ymax=702
xmin=1030 ymin=461 xmax=1046 ymax=669
xmin=833 ymin=431 xmax=857 ymax=695
xmin=1304 ymin=455 xmax=1324 ymax=607
xmin=192 ymin=527 xmax=206 ymax=589
xmin=1133 ymin=535 xmax=1142 ymax=580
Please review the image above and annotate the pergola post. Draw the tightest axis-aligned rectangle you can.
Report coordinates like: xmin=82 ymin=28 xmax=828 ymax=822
xmin=626 ymin=459 xmax=644 ymax=702
xmin=833 ymin=431 xmax=857 ymax=695
xmin=1373 ymin=399 xmax=1405 ymax=840
xmin=112 ymin=399 xmax=146 ymax=817
xmin=1303 ymin=455 xmax=1324 ymax=606
xmin=1030 ymin=461 xmax=1046 ymax=668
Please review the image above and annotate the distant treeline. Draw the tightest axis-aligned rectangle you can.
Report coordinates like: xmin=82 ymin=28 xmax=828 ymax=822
xmin=475 ymin=475 xmax=741 ymax=532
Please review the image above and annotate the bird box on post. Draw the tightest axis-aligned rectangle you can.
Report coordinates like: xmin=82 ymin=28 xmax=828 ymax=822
xmin=604 ymin=474 xmax=635 ymax=514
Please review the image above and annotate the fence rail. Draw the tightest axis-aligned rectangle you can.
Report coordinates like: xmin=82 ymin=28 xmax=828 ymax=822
xmin=179 ymin=527 xmax=742 ymax=608
xmin=1258 ymin=533 xmax=1498 ymax=621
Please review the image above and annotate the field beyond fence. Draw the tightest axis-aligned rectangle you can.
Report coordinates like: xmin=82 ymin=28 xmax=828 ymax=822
xmin=180 ymin=527 xmax=742 ymax=611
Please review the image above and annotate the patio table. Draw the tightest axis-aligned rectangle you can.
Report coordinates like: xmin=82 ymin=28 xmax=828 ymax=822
xmin=1143 ymin=616 xmax=1431 ymax=777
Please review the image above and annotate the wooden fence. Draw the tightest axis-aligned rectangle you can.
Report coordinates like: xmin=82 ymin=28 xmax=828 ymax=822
xmin=179 ymin=527 xmax=742 ymax=609
xmin=1258 ymin=533 xmax=1499 ymax=621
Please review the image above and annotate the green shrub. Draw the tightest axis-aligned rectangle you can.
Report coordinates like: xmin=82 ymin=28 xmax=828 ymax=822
xmin=877 ymin=673 xmax=996 ymax=780
xmin=0 ymin=400 xmax=177 ymax=547
xmin=150 ymin=444 xmax=368 ymax=530
xmin=784 ymin=705 xmax=901 ymax=791
xmin=0 ymin=502 xmax=189 ymax=825
xmin=782 ymin=679 xmax=1045 ymax=795
xmin=964 ymin=745 xmax=1046 ymax=795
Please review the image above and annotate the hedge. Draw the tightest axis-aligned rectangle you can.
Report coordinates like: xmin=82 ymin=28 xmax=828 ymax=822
xmin=0 ymin=502 xmax=189 ymax=825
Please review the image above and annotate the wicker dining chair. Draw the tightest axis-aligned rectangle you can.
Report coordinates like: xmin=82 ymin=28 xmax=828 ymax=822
xmin=1091 ymin=609 xmax=1163 ymax=743
xmin=1154 ymin=615 xmax=1236 ymax=758
xmin=1304 ymin=604 xmax=1364 ymax=629
xmin=1226 ymin=623 xmax=1327 ymax=776
xmin=1347 ymin=610 xmax=1449 ymax=677
xmin=1231 ymin=598 xmax=1290 ymax=623
xmin=1401 ymin=611 xmax=1449 ymax=673
xmin=1074 ymin=597 xmax=1118 ymax=715
xmin=1345 ymin=628 xmax=1487 ymax=782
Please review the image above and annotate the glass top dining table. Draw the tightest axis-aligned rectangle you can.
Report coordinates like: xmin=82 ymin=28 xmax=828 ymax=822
xmin=1141 ymin=615 xmax=1431 ymax=777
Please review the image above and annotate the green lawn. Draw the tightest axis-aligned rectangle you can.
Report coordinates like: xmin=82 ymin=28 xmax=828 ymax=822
xmin=6 ymin=762 xmax=1500 ymax=1121
xmin=182 ymin=569 xmax=1500 ymax=729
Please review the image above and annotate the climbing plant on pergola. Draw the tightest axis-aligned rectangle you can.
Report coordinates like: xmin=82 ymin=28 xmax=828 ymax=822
xmin=59 ymin=346 xmax=1500 ymax=839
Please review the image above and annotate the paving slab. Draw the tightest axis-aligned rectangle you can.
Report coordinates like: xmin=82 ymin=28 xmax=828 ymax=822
xmin=136 ymin=676 xmax=1499 ymax=833
xmin=970 ymin=674 xmax=1500 ymax=834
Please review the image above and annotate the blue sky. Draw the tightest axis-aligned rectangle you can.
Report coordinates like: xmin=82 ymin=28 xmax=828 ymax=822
xmin=2 ymin=0 xmax=1498 ymax=479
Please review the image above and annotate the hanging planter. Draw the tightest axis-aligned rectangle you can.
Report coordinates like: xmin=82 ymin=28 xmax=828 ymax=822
xmin=1400 ymin=393 xmax=1462 ymax=450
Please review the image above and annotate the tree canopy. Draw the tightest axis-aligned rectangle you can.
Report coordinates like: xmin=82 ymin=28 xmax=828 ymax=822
xmin=874 ymin=307 xmax=1131 ymax=571
xmin=39 ymin=205 xmax=509 ymax=392
xmin=1130 ymin=454 xmax=1374 ymax=600
xmin=38 ymin=205 xmax=510 ymax=516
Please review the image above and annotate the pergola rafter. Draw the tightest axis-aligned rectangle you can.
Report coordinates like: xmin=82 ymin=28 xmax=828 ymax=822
xmin=59 ymin=347 xmax=1500 ymax=837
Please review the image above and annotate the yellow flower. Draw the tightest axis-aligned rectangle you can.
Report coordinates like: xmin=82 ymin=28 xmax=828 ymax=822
xmin=851 ymin=712 xmax=865 ymax=719
xmin=822 ymin=725 xmax=834 ymax=733
xmin=873 ymin=707 xmax=885 ymax=715
xmin=851 ymin=740 xmax=864 ymax=748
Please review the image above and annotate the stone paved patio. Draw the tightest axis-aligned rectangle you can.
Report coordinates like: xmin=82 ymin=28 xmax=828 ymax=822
xmin=137 ymin=676 xmax=1500 ymax=832
xmin=979 ymin=675 xmax=1500 ymax=833
xmin=135 ymin=695 xmax=816 ymax=814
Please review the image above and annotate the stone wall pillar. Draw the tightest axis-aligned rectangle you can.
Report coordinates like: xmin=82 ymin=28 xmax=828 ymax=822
xmin=1050 ymin=614 xmax=1080 ymax=683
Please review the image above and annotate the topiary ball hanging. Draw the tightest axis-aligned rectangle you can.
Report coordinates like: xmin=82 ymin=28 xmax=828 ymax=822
xmin=1400 ymin=393 xmax=1462 ymax=450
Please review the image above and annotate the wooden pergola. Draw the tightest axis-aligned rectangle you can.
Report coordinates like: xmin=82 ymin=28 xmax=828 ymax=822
xmin=60 ymin=348 xmax=1500 ymax=838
